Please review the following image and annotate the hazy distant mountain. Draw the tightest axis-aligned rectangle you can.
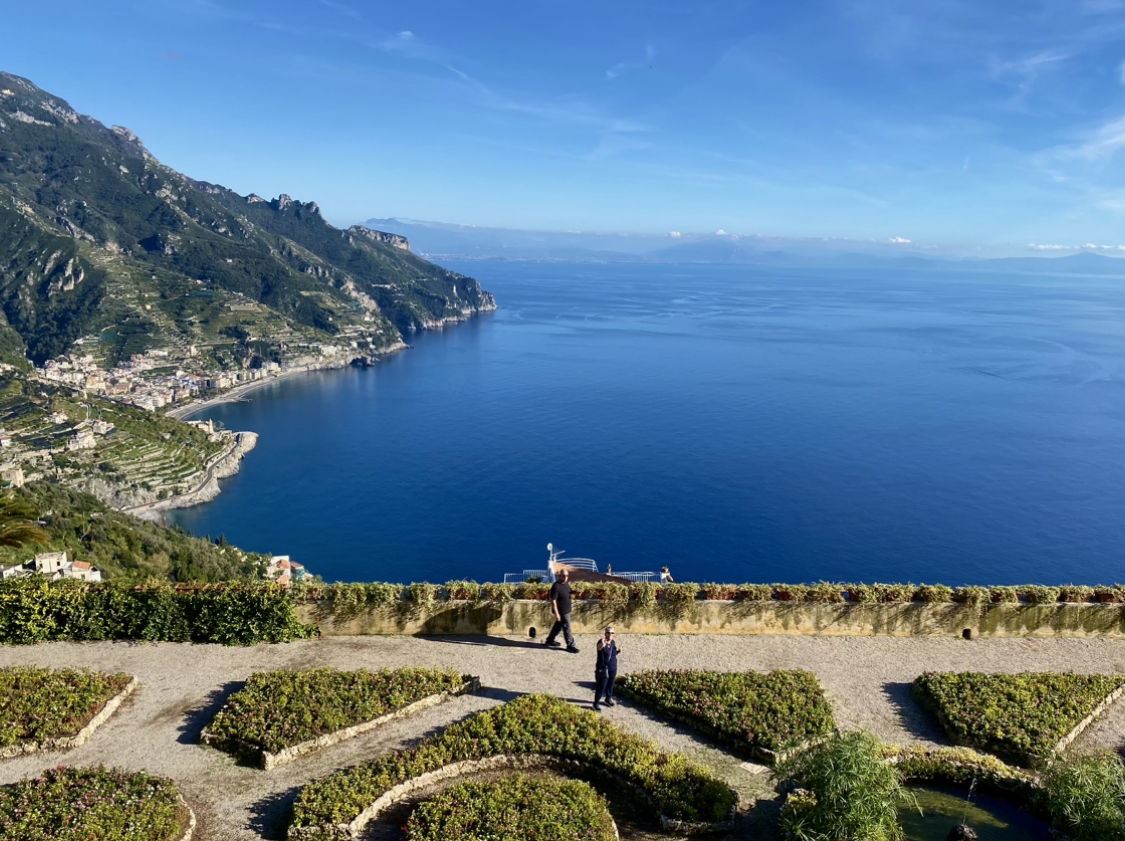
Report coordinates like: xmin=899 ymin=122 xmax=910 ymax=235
xmin=0 ymin=72 xmax=493 ymax=367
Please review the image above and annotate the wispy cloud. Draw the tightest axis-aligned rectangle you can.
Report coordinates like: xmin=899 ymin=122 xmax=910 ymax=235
xmin=319 ymin=0 xmax=360 ymax=20
xmin=607 ymin=44 xmax=656 ymax=80
xmin=1060 ymin=113 xmax=1125 ymax=161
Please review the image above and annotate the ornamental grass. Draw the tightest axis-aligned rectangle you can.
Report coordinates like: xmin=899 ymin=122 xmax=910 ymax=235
xmin=290 ymin=693 xmax=737 ymax=837
xmin=205 ymin=667 xmax=470 ymax=758
xmin=0 ymin=765 xmax=184 ymax=841
xmin=912 ymin=671 xmax=1125 ymax=766
xmin=616 ymin=668 xmax=836 ymax=756
xmin=0 ymin=667 xmax=131 ymax=749
xmin=405 ymin=773 xmax=616 ymax=841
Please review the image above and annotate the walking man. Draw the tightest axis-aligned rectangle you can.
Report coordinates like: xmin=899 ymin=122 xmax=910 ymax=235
xmin=594 ymin=626 xmax=620 ymax=711
xmin=544 ymin=568 xmax=579 ymax=653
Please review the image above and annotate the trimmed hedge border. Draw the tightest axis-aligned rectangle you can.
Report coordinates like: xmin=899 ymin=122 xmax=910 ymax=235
xmin=288 ymin=694 xmax=738 ymax=841
xmin=616 ymin=669 xmax=836 ymax=764
xmin=405 ymin=772 xmax=618 ymax=841
xmin=0 ymin=668 xmax=136 ymax=759
xmin=201 ymin=670 xmax=479 ymax=770
xmin=0 ymin=580 xmax=316 ymax=645
xmin=912 ymin=672 xmax=1125 ymax=766
xmin=293 ymin=580 xmax=1125 ymax=608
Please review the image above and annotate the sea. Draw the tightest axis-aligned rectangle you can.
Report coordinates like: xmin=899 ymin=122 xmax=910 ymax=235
xmin=169 ymin=261 xmax=1125 ymax=586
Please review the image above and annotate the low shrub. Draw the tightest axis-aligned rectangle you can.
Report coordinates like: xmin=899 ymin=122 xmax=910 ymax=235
xmin=290 ymin=694 xmax=737 ymax=837
xmin=1021 ymin=585 xmax=1061 ymax=604
xmin=1043 ymin=752 xmax=1125 ymax=841
xmin=631 ymin=582 xmax=659 ymax=612
xmin=616 ymin=668 xmax=835 ymax=756
xmin=777 ymin=731 xmax=906 ymax=841
xmin=850 ymin=583 xmax=918 ymax=603
xmin=701 ymin=582 xmax=738 ymax=600
xmin=953 ymin=585 xmax=990 ymax=605
xmin=916 ymin=584 xmax=953 ymax=603
xmin=737 ymin=583 xmax=774 ymax=601
xmin=443 ymin=581 xmax=481 ymax=601
xmin=407 ymin=583 xmax=438 ymax=610
xmin=0 ymin=765 xmax=185 ymax=840
xmin=0 ymin=667 xmax=131 ymax=749
xmin=1093 ymin=585 xmax=1125 ymax=604
xmin=774 ymin=584 xmax=810 ymax=603
xmin=204 ymin=667 xmax=471 ymax=763
xmin=0 ymin=579 xmax=315 ymax=645
xmin=660 ymin=583 xmax=700 ymax=616
xmin=405 ymin=773 xmax=616 ymax=841
xmin=912 ymin=671 xmax=1125 ymax=766
xmin=1058 ymin=585 xmax=1094 ymax=603
xmin=989 ymin=586 xmax=1021 ymax=604
xmin=807 ymin=582 xmax=845 ymax=603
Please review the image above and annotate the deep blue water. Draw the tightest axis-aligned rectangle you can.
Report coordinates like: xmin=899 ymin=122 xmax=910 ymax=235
xmin=170 ymin=262 xmax=1125 ymax=585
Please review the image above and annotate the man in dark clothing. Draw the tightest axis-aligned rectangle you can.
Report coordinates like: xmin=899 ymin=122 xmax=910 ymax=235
xmin=593 ymin=626 xmax=620 ymax=711
xmin=544 ymin=568 xmax=579 ymax=653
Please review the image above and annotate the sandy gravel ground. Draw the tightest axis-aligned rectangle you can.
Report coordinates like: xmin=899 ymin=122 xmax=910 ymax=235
xmin=1 ymin=634 xmax=1124 ymax=840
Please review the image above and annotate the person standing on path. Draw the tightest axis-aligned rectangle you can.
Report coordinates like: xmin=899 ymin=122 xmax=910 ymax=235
xmin=593 ymin=626 xmax=621 ymax=711
xmin=544 ymin=568 xmax=579 ymax=653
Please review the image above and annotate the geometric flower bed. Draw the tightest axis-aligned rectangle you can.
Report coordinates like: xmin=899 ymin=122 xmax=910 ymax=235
xmin=616 ymin=669 xmax=836 ymax=761
xmin=404 ymin=773 xmax=617 ymax=841
xmin=289 ymin=694 xmax=738 ymax=840
xmin=202 ymin=667 xmax=476 ymax=769
xmin=912 ymin=671 xmax=1125 ymax=767
xmin=0 ymin=765 xmax=189 ymax=841
xmin=0 ymin=667 xmax=134 ymax=757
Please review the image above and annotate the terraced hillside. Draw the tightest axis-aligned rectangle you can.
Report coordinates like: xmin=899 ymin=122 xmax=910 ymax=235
xmin=0 ymin=71 xmax=495 ymax=369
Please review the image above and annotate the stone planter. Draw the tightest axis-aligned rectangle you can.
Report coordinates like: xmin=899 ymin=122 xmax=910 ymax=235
xmin=0 ymin=676 xmax=138 ymax=759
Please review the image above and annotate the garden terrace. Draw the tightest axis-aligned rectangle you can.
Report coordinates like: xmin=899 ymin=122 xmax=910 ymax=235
xmin=289 ymin=693 xmax=738 ymax=839
xmin=0 ymin=765 xmax=190 ymax=841
xmin=405 ymin=773 xmax=617 ymax=841
xmin=0 ymin=667 xmax=134 ymax=756
xmin=202 ymin=667 xmax=476 ymax=768
xmin=616 ymin=668 xmax=835 ymax=762
xmin=912 ymin=671 xmax=1125 ymax=766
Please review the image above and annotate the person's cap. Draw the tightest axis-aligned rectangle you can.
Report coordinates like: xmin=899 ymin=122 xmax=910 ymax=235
xmin=605 ymin=626 xmax=615 ymax=634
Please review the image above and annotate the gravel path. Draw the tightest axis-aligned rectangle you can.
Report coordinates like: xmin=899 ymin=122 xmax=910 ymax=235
xmin=2 ymin=634 xmax=1124 ymax=840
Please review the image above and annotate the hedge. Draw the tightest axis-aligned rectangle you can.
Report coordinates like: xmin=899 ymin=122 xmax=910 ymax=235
xmin=0 ymin=667 xmax=132 ymax=749
xmin=0 ymin=766 xmax=186 ymax=841
xmin=616 ymin=668 xmax=835 ymax=758
xmin=203 ymin=667 xmax=472 ymax=762
xmin=912 ymin=671 xmax=1125 ymax=766
xmin=293 ymin=580 xmax=1125 ymax=607
xmin=405 ymin=773 xmax=617 ymax=841
xmin=290 ymin=694 xmax=737 ymax=838
xmin=0 ymin=579 xmax=315 ymax=645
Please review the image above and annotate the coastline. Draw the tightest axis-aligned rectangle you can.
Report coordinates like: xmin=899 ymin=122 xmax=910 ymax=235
xmin=164 ymin=349 xmax=405 ymax=421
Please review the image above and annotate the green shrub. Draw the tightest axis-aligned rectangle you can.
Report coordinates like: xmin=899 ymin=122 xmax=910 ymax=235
xmin=632 ymin=581 xmax=659 ymax=612
xmin=912 ymin=671 xmax=1125 ymax=766
xmin=701 ymin=582 xmax=738 ymax=600
xmin=1058 ymin=585 xmax=1094 ymax=603
xmin=407 ymin=582 xmax=438 ymax=610
xmin=617 ymin=669 xmax=835 ymax=756
xmin=1093 ymin=585 xmax=1125 ymax=604
xmin=737 ymin=584 xmax=774 ymax=601
xmin=0 ymin=667 xmax=131 ymax=748
xmin=290 ymin=694 xmax=737 ymax=837
xmin=1021 ymin=585 xmax=1060 ymax=604
xmin=807 ymin=582 xmax=845 ymax=603
xmin=0 ymin=579 xmax=315 ymax=645
xmin=1043 ymin=753 xmax=1125 ymax=841
xmin=660 ymin=583 xmax=700 ymax=616
xmin=953 ymin=586 xmax=990 ymax=605
xmin=444 ymin=581 xmax=481 ymax=601
xmin=0 ymin=766 xmax=184 ymax=840
xmin=204 ymin=667 xmax=471 ymax=762
xmin=989 ymin=586 xmax=1020 ymax=604
xmin=916 ymin=584 xmax=953 ymax=603
xmin=774 ymin=584 xmax=810 ymax=603
xmin=405 ymin=774 xmax=616 ymax=841
xmin=777 ymin=731 xmax=905 ymax=841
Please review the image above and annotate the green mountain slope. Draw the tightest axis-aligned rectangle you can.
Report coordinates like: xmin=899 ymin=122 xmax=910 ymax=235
xmin=0 ymin=71 xmax=494 ymax=366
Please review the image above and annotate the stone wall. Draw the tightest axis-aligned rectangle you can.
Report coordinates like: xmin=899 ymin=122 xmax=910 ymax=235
xmin=296 ymin=599 xmax=1125 ymax=639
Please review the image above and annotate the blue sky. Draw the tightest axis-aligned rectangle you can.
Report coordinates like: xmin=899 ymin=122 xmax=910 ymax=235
xmin=6 ymin=0 xmax=1125 ymax=248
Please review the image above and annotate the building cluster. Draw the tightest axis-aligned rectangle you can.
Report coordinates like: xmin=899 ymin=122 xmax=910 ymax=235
xmin=266 ymin=555 xmax=309 ymax=587
xmin=0 ymin=551 xmax=102 ymax=582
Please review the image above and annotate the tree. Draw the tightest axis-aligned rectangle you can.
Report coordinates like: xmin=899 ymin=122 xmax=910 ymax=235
xmin=0 ymin=493 xmax=49 ymax=549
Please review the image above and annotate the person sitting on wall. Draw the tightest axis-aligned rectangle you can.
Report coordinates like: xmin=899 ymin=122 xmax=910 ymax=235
xmin=593 ymin=626 xmax=621 ymax=711
xmin=660 ymin=566 xmax=675 ymax=584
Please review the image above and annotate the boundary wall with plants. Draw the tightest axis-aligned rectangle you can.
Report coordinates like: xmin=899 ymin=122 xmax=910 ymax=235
xmin=295 ymin=582 xmax=1125 ymax=639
